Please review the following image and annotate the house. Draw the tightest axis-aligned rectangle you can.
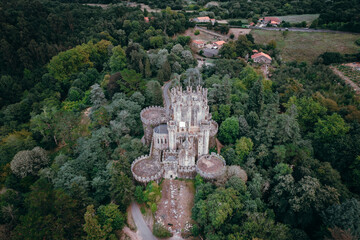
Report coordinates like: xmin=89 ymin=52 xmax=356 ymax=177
xmin=193 ymin=16 xmax=211 ymax=23
xmin=252 ymin=49 xmax=258 ymax=53
xmin=192 ymin=40 xmax=205 ymax=48
xmin=251 ymin=52 xmax=272 ymax=64
xmin=213 ymin=40 xmax=226 ymax=48
xmin=144 ymin=17 xmax=149 ymax=23
xmin=261 ymin=17 xmax=281 ymax=26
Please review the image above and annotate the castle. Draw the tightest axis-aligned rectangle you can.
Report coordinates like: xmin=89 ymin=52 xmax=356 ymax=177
xmin=131 ymin=85 xmax=226 ymax=183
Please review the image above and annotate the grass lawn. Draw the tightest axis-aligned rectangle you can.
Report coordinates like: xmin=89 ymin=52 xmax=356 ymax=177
xmin=251 ymin=29 xmax=360 ymax=62
xmin=269 ymin=14 xmax=320 ymax=23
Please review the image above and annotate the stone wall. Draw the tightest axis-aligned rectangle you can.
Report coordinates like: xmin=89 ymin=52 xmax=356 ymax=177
xmin=140 ymin=106 xmax=168 ymax=145
xmin=131 ymin=155 xmax=164 ymax=184
xmin=196 ymin=153 xmax=226 ymax=179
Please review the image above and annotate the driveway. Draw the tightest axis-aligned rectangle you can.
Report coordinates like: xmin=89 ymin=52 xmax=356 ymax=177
xmin=131 ymin=202 xmax=157 ymax=240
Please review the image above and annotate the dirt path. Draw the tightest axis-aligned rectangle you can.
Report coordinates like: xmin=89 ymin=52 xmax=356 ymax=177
xmin=330 ymin=66 xmax=360 ymax=94
xmin=155 ymin=180 xmax=195 ymax=238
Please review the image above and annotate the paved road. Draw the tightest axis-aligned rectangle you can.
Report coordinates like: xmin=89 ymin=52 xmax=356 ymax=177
xmin=163 ymin=81 xmax=172 ymax=115
xmin=250 ymin=26 xmax=360 ymax=34
xmin=131 ymin=202 xmax=157 ymax=240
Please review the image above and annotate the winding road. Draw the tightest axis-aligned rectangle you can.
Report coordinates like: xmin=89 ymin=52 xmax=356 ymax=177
xmin=131 ymin=202 xmax=157 ymax=240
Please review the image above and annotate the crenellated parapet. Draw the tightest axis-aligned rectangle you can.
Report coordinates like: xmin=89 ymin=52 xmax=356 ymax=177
xmin=131 ymin=155 xmax=164 ymax=184
xmin=140 ymin=106 xmax=168 ymax=145
xmin=196 ymin=153 xmax=226 ymax=179
xmin=140 ymin=106 xmax=168 ymax=126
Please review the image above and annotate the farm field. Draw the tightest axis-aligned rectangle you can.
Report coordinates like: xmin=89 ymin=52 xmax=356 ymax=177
xmin=251 ymin=29 xmax=360 ymax=62
xmin=336 ymin=64 xmax=360 ymax=86
xmin=269 ymin=14 xmax=320 ymax=23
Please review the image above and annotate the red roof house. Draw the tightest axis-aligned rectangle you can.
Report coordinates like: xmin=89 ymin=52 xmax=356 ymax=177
xmin=251 ymin=52 xmax=272 ymax=64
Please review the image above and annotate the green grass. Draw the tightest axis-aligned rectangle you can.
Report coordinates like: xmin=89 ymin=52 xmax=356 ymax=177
xmin=251 ymin=29 xmax=360 ymax=62
xmin=269 ymin=14 xmax=320 ymax=23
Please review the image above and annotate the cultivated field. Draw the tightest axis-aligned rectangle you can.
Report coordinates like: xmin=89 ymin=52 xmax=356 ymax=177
xmin=269 ymin=14 xmax=320 ymax=23
xmin=251 ymin=29 xmax=360 ymax=62
xmin=336 ymin=64 xmax=360 ymax=86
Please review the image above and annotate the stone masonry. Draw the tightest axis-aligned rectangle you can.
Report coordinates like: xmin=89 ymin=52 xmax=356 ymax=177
xmin=131 ymin=85 xmax=225 ymax=184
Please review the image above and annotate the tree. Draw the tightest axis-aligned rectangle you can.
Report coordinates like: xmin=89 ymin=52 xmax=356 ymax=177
xmin=218 ymin=117 xmax=240 ymax=145
xmin=286 ymin=96 xmax=327 ymax=133
xmin=97 ymin=203 xmax=125 ymax=232
xmin=90 ymin=84 xmax=106 ymax=107
xmin=83 ymin=205 xmax=113 ymax=240
xmin=12 ymin=179 xmax=84 ymax=240
xmin=10 ymin=147 xmax=49 ymax=178
xmin=117 ymin=69 xmax=145 ymax=96
xmin=235 ymin=137 xmax=253 ymax=164
xmin=322 ymin=199 xmax=360 ymax=238
xmin=145 ymin=80 xmax=163 ymax=106
xmin=109 ymin=46 xmax=127 ymax=73
xmin=247 ymin=79 xmax=264 ymax=115
xmin=313 ymin=113 xmax=349 ymax=141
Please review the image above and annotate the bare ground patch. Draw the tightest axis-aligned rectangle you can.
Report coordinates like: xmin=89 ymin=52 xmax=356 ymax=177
xmin=228 ymin=28 xmax=251 ymax=39
xmin=155 ymin=179 xmax=195 ymax=237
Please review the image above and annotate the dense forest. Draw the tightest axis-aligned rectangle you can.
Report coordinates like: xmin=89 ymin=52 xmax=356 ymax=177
xmin=1 ymin=0 xmax=360 ymax=240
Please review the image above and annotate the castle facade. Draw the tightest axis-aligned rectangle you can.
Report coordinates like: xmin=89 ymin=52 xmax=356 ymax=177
xmin=131 ymin=85 xmax=226 ymax=183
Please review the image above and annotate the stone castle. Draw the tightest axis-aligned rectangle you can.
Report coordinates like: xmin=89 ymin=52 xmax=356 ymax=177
xmin=131 ymin=85 xmax=226 ymax=183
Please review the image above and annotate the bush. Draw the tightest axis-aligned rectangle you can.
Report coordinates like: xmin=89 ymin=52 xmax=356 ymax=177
xmin=355 ymin=39 xmax=360 ymax=46
xmin=153 ymin=223 xmax=173 ymax=238
xmin=194 ymin=30 xmax=200 ymax=35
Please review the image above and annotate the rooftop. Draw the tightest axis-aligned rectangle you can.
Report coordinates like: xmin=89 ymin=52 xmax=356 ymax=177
xmin=154 ymin=124 xmax=168 ymax=134
xmin=197 ymin=154 xmax=225 ymax=174
xmin=251 ymin=52 xmax=272 ymax=60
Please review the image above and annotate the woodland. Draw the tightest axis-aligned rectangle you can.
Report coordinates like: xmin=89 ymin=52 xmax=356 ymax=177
xmin=0 ymin=0 xmax=360 ymax=240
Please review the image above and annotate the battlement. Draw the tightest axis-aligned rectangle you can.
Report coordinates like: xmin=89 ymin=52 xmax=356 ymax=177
xmin=196 ymin=153 xmax=226 ymax=179
xmin=140 ymin=106 xmax=168 ymax=126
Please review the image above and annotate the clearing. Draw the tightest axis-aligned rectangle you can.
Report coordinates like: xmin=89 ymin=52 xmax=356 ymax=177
xmin=155 ymin=179 xmax=195 ymax=238
xmin=251 ymin=29 xmax=360 ymax=62
xmin=228 ymin=28 xmax=251 ymax=39
xmin=269 ymin=14 xmax=319 ymax=24
xmin=181 ymin=27 xmax=224 ymax=43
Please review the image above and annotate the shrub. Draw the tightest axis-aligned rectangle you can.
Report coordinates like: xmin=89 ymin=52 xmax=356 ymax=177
xmin=153 ymin=223 xmax=173 ymax=238
xmin=355 ymin=39 xmax=360 ymax=46
xmin=194 ymin=30 xmax=200 ymax=35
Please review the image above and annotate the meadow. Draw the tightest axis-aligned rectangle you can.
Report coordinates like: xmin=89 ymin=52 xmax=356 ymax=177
xmin=251 ymin=29 xmax=360 ymax=62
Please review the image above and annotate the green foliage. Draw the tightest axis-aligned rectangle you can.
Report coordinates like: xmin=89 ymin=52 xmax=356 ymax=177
xmin=194 ymin=30 xmax=200 ymax=35
xmin=135 ymin=186 xmax=145 ymax=204
xmin=110 ymin=46 xmax=127 ymax=73
xmin=117 ymin=69 xmax=145 ymax=96
xmin=234 ymin=137 xmax=253 ymax=164
xmin=145 ymin=80 xmax=163 ymax=106
xmin=12 ymin=179 xmax=84 ymax=240
xmin=97 ymin=203 xmax=126 ymax=231
xmin=322 ymin=198 xmax=360 ymax=238
xmin=286 ymin=96 xmax=327 ymax=133
xmin=313 ymin=113 xmax=350 ymax=141
xmin=218 ymin=117 xmax=240 ymax=145
xmin=143 ymin=181 xmax=162 ymax=209
xmin=83 ymin=205 xmax=114 ymax=240
xmin=153 ymin=222 xmax=173 ymax=238
xmin=247 ymin=79 xmax=264 ymax=115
